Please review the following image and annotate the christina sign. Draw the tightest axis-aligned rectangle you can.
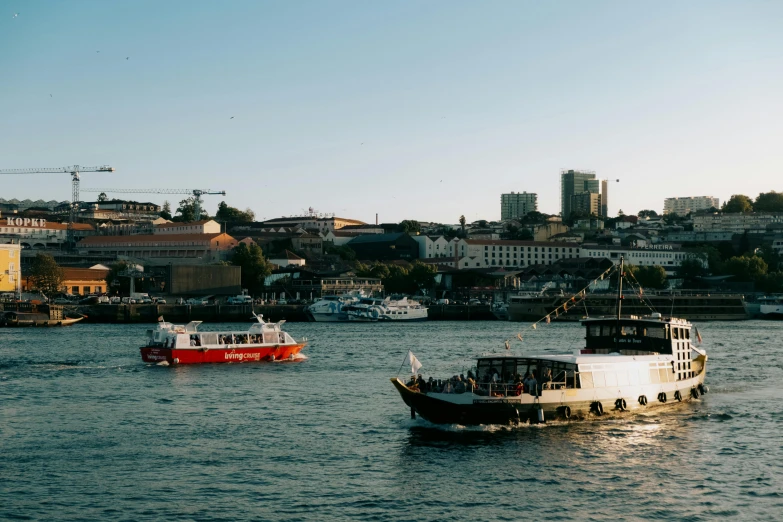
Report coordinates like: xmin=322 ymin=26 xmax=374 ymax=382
xmin=6 ymin=218 xmax=47 ymax=227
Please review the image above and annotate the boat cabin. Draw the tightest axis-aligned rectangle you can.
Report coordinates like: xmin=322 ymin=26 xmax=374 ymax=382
xmin=146 ymin=318 xmax=296 ymax=349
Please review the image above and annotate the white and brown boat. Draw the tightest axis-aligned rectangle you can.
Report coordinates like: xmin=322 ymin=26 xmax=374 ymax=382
xmin=392 ymin=257 xmax=709 ymax=425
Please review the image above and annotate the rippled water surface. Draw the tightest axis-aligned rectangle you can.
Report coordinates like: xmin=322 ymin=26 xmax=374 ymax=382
xmin=1 ymin=321 xmax=782 ymax=521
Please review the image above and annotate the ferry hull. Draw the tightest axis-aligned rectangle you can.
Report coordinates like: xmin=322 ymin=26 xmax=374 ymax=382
xmin=392 ymin=373 xmax=707 ymax=425
xmin=307 ymin=312 xmax=349 ymax=322
xmin=140 ymin=343 xmax=306 ymax=365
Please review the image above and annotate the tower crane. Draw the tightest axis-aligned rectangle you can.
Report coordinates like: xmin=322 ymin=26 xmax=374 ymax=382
xmin=0 ymin=165 xmax=115 ymax=248
xmin=82 ymin=188 xmax=226 ymax=221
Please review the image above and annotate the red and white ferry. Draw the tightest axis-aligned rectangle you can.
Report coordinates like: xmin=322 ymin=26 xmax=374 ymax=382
xmin=140 ymin=315 xmax=307 ymax=365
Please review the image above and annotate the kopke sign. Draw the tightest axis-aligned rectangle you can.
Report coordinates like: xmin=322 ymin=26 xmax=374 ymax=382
xmin=6 ymin=218 xmax=47 ymax=228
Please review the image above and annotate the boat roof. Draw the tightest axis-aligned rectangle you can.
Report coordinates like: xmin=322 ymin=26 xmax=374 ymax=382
xmin=477 ymin=353 xmax=672 ymax=365
xmin=581 ymin=314 xmax=692 ymax=326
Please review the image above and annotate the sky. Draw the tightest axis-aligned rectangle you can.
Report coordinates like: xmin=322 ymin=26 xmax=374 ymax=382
xmin=1 ymin=1 xmax=782 ymax=224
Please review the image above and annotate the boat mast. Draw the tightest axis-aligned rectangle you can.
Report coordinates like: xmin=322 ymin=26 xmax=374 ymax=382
xmin=615 ymin=256 xmax=624 ymax=353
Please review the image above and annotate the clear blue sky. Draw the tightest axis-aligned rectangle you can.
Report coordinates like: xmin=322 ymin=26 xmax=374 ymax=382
xmin=1 ymin=1 xmax=781 ymax=224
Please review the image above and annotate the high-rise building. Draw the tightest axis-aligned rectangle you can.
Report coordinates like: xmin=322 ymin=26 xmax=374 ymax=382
xmin=561 ymin=169 xmax=598 ymax=219
xmin=601 ymin=179 xmax=609 ymax=218
xmin=663 ymin=196 xmax=720 ymax=216
xmin=571 ymin=192 xmax=602 ymax=218
xmin=500 ymin=192 xmax=538 ymax=220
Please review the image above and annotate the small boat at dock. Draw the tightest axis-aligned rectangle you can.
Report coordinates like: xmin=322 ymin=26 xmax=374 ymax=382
xmin=140 ymin=314 xmax=307 ymax=365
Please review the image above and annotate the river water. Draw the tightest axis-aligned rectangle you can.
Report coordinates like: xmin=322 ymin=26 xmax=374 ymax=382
xmin=1 ymin=320 xmax=781 ymax=521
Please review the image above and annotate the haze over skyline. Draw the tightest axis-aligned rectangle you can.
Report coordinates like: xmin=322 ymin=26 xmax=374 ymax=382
xmin=2 ymin=1 xmax=782 ymax=224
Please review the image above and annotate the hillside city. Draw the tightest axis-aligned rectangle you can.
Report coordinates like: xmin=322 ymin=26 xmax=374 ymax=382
xmin=1 ymin=169 xmax=782 ymax=302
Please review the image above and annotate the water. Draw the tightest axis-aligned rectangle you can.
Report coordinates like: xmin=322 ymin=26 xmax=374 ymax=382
xmin=1 ymin=321 xmax=782 ymax=521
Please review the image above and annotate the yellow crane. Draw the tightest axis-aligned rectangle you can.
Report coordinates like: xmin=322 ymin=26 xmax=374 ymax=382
xmin=0 ymin=165 xmax=115 ymax=248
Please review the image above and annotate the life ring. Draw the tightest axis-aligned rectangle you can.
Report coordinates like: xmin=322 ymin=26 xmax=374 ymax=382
xmin=615 ymin=398 xmax=627 ymax=411
xmin=674 ymin=390 xmax=682 ymax=402
xmin=658 ymin=392 xmax=667 ymax=403
xmin=691 ymin=388 xmax=700 ymax=399
xmin=590 ymin=401 xmax=604 ymax=415
xmin=559 ymin=405 xmax=571 ymax=419
xmin=638 ymin=395 xmax=648 ymax=406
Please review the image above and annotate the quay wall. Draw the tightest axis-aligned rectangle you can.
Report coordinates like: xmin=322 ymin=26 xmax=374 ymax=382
xmin=75 ymin=304 xmax=497 ymax=323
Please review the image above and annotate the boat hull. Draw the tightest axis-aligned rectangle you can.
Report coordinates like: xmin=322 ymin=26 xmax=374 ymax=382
xmin=308 ymin=312 xmax=349 ymax=322
xmin=140 ymin=343 xmax=306 ymax=365
xmin=392 ymin=372 xmax=707 ymax=425
xmin=0 ymin=316 xmax=84 ymax=327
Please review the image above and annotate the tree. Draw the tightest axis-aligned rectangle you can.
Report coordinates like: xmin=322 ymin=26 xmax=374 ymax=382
xmin=630 ymin=265 xmax=667 ymax=289
xmin=677 ymin=258 xmax=706 ymax=287
xmin=519 ymin=211 xmax=548 ymax=225
xmin=97 ymin=192 xmax=108 ymax=202
xmin=638 ymin=209 xmax=659 ymax=218
xmin=504 ymin=224 xmax=533 ymax=240
xmin=174 ymin=197 xmax=208 ymax=222
xmin=325 ymin=245 xmax=356 ymax=261
xmin=722 ymin=194 xmax=753 ymax=213
xmin=409 ymin=261 xmax=437 ymax=291
xmin=28 ymin=254 xmax=65 ymax=296
xmin=160 ymin=200 xmax=172 ymax=220
xmin=215 ymin=201 xmax=255 ymax=223
xmin=231 ymin=243 xmax=273 ymax=295
xmin=754 ymin=191 xmax=783 ymax=212
xmin=723 ymin=255 xmax=768 ymax=282
xmin=459 ymin=215 xmax=466 ymax=237
xmin=398 ymin=220 xmax=421 ymax=234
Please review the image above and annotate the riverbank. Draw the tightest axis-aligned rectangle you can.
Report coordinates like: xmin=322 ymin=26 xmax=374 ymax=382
xmin=72 ymin=303 xmax=498 ymax=323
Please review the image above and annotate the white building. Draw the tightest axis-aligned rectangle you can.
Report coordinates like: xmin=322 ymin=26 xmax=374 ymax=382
xmin=500 ymin=192 xmax=538 ymax=220
xmin=580 ymin=243 xmax=701 ymax=275
xmin=693 ymin=213 xmax=783 ymax=234
xmin=413 ymin=235 xmax=457 ymax=259
xmin=772 ymin=236 xmax=783 ymax=257
xmin=269 ymin=250 xmax=306 ymax=268
xmin=455 ymin=239 xmax=581 ymax=269
xmin=154 ymin=219 xmax=221 ymax=235
xmin=0 ymin=218 xmax=95 ymax=248
xmin=260 ymin=215 xmax=366 ymax=233
xmin=664 ymin=196 xmax=720 ymax=216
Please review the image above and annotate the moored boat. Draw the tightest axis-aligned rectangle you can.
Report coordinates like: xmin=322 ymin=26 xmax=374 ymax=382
xmin=392 ymin=257 xmax=709 ymax=425
xmin=305 ymin=293 xmax=362 ymax=322
xmin=0 ymin=311 xmax=84 ymax=327
xmin=140 ymin=314 xmax=307 ymax=365
xmin=345 ymin=296 xmax=428 ymax=322
xmin=758 ymin=296 xmax=783 ymax=320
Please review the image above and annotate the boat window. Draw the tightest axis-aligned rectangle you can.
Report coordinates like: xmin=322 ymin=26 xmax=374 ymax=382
xmin=263 ymin=332 xmax=277 ymax=344
xmin=647 ymin=327 xmax=665 ymax=339
xmin=684 ymin=329 xmax=690 ymax=339
xmin=672 ymin=328 xmax=679 ymax=340
xmin=603 ymin=325 xmax=616 ymax=337
xmin=637 ymin=366 xmax=650 ymax=385
xmin=201 ymin=333 xmax=217 ymax=345
xmin=658 ymin=368 xmax=670 ymax=383
xmin=589 ymin=325 xmax=600 ymax=337
xmin=605 ymin=371 xmax=618 ymax=387
xmin=501 ymin=360 xmax=516 ymax=382
xmin=593 ymin=371 xmax=606 ymax=388
xmin=649 ymin=368 xmax=660 ymax=383
xmin=236 ymin=334 xmax=249 ymax=344
xmin=579 ymin=371 xmax=593 ymax=389
xmin=621 ymin=325 xmax=637 ymax=336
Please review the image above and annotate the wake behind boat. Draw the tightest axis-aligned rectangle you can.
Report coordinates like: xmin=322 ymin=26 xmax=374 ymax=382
xmin=140 ymin=314 xmax=307 ymax=365
xmin=392 ymin=257 xmax=708 ymax=425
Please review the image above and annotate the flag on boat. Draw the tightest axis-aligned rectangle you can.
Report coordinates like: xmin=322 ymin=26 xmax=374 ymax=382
xmin=695 ymin=327 xmax=703 ymax=344
xmin=532 ymin=323 xmax=537 ymax=330
xmin=517 ymin=333 xmax=524 ymax=342
xmin=404 ymin=350 xmax=423 ymax=375
xmin=545 ymin=315 xmax=551 ymax=324
xmin=505 ymin=340 xmax=510 ymax=350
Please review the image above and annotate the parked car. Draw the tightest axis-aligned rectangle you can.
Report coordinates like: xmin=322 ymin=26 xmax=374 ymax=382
xmin=186 ymin=297 xmax=208 ymax=305
xmin=110 ymin=296 xmax=121 ymax=304
xmin=97 ymin=296 xmax=110 ymax=304
xmin=278 ymin=298 xmax=288 ymax=305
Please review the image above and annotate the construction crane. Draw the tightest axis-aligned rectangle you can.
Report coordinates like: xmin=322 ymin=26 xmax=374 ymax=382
xmin=0 ymin=165 xmax=115 ymax=248
xmin=82 ymin=188 xmax=226 ymax=221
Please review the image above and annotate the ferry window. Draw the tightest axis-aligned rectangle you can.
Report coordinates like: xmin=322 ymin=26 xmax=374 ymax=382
xmin=589 ymin=325 xmax=600 ymax=337
xmin=605 ymin=371 xmax=618 ymax=387
xmin=201 ymin=333 xmax=217 ymax=345
xmin=621 ymin=326 xmax=637 ymax=336
xmin=649 ymin=368 xmax=661 ymax=383
xmin=593 ymin=371 xmax=606 ymax=388
xmin=236 ymin=334 xmax=249 ymax=344
xmin=672 ymin=328 xmax=679 ymax=340
xmin=579 ymin=371 xmax=593 ymax=389
xmin=658 ymin=368 xmax=670 ymax=383
xmin=683 ymin=328 xmax=689 ymax=339
xmin=638 ymin=366 xmax=650 ymax=385
xmin=603 ymin=325 xmax=616 ymax=337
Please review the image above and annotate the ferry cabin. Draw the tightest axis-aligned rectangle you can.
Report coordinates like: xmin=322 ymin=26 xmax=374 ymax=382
xmin=147 ymin=321 xmax=296 ymax=349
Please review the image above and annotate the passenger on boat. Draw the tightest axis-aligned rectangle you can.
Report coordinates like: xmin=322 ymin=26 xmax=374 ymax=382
xmin=454 ymin=377 xmax=466 ymax=394
xmin=416 ymin=374 xmax=426 ymax=390
xmin=523 ymin=373 xmax=537 ymax=396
